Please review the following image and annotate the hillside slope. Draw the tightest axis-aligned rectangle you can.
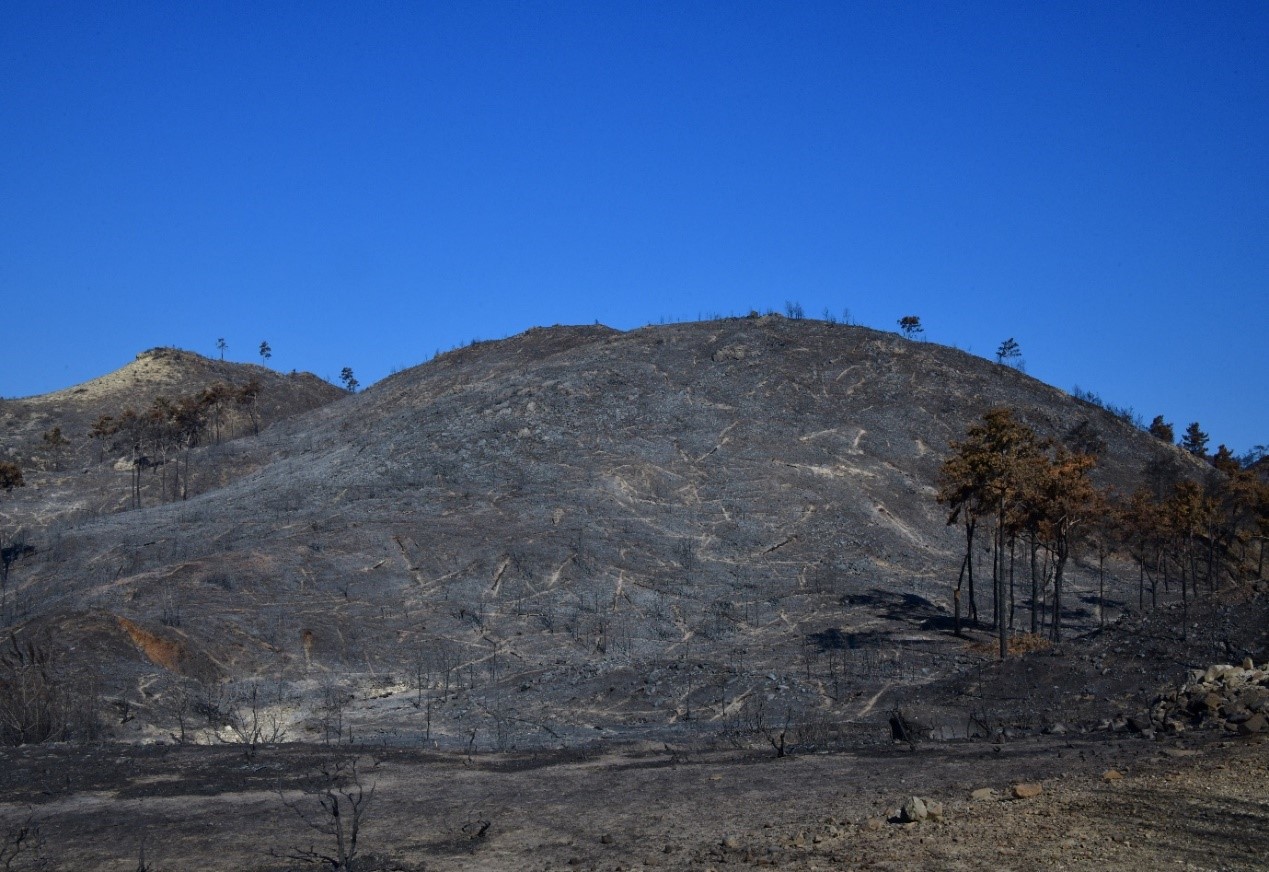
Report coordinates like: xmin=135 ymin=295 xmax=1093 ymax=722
xmin=5 ymin=317 xmax=1208 ymax=747
xmin=0 ymin=347 xmax=345 ymax=523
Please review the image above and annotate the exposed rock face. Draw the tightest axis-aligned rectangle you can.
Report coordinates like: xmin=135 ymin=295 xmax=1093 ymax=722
xmin=0 ymin=318 xmax=1214 ymax=746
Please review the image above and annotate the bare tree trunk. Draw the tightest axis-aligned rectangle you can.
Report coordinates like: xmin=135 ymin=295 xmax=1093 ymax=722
xmin=965 ymin=518 xmax=978 ymax=624
xmin=1008 ymin=534 xmax=1016 ymax=631
xmin=1051 ymin=539 xmax=1067 ymax=643
xmin=1030 ymin=535 xmax=1040 ymax=635
xmin=996 ymin=505 xmax=1007 ymax=660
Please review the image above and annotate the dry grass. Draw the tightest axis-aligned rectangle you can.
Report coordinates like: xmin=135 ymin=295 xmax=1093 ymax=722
xmin=967 ymin=631 xmax=1052 ymax=656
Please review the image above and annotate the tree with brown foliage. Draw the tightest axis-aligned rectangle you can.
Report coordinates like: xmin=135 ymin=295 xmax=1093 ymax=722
xmin=236 ymin=378 xmax=262 ymax=436
xmin=201 ymin=382 xmax=234 ymax=443
xmin=40 ymin=427 xmax=69 ymax=471
xmin=939 ymin=408 xmax=1047 ymax=656
xmin=1148 ymin=415 xmax=1174 ymax=443
xmin=1026 ymin=448 xmax=1099 ymax=642
xmin=88 ymin=415 xmax=116 ymax=463
xmin=0 ymin=462 xmax=21 ymax=494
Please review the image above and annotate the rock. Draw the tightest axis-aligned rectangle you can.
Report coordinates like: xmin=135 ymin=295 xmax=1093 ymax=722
xmin=926 ymin=801 xmax=945 ymax=822
xmin=1127 ymin=716 xmax=1152 ymax=733
xmin=900 ymin=796 xmax=928 ymax=823
xmin=1043 ymin=723 xmax=1068 ymax=735
xmin=1223 ymin=707 xmax=1253 ymax=725
xmin=1242 ymin=688 xmax=1269 ymax=710
xmin=1102 ymin=769 xmax=1124 ymax=781
xmin=601 ymin=833 xmax=614 ymax=844
xmin=864 ymin=817 xmax=885 ymax=831
xmin=1238 ymin=714 xmax=1267 ymax=735
xmin=971 ymin=787 xmax=998 ymax=802
xmin=1012 ymin=783 xmax=1043 ymax=799
xmin=1205 ymin=664 xmax=1233 ymax=684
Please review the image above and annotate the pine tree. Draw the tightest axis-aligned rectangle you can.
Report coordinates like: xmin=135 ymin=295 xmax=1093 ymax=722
xmin=938 ymin=408 xmax=1045 ymax=656
xmin=996 ymin=338 xmax=1021 ymax=365
xmin=1027 ymin=448 xmax=1099 ymax=642
xmin=340 ymin=368 xmax=359 ymax=393
xmin=897 ymin=315 xmax=923 ymax=340
xmin=1181 ymin=422 xmax=1209 ymax=457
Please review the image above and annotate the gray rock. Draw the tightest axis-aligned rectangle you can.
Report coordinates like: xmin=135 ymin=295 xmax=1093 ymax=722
xmin=1238 ymin=713 xmax=1267 ymax=734
xmin=900 ymin=796 xmax=928 ymax=822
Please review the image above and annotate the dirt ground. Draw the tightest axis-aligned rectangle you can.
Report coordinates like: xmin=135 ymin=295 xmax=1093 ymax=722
xmin=0 ymin=726 xmax=1265 ymax=871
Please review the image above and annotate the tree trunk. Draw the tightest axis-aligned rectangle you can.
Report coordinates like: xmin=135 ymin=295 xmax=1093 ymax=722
xmin=965 ymin=518 xmax=978 ymax=624
xmin=1051 ymin=540 xmax=1067 ymax=643
xmin=996 ymin=503 xmax=1007 ymax=659
xmin=1008 ymin=534 xmax=1016 ymax=631
xmin=1030 ymin=536 xmax=1039 ymax=635
xmin=953 ymin=550 xmax=967 ymax=638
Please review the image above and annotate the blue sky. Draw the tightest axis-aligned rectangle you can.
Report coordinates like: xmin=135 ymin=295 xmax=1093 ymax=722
xmin=2 ymin=2 xmax=1265 ymax=453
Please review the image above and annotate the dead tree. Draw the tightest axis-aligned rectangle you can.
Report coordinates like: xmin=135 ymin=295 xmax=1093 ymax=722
xmin=219 ymin=681 xmax=287 ymax=759
xmin=278 ymin=756 xmax=376 ymax=872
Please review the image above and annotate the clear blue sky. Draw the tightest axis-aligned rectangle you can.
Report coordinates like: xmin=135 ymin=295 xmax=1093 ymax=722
xmin=2 ymin=1 xmax=1265 ymax=453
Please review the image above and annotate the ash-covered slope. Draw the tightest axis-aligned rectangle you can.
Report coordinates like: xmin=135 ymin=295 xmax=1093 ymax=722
xmin=0 ymin=347 xmax=345 ymax=523
xmin=9 ymin=317 xmax=1198 ymax=746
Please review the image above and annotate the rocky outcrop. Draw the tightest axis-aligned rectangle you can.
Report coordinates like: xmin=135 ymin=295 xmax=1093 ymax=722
xmin=1151 ymin=660 xmax=1269 ymax=735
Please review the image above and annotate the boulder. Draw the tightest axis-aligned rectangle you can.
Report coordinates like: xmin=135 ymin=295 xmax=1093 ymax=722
xmin=1237 ymin=714 xmax=1267 ymax=735
xmin=899 ymin=796 xmax=928 ymax=823
xmin=1012 ymin=783 xmax=1044 ymax=799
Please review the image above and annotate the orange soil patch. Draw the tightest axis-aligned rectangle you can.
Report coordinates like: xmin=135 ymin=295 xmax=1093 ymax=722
xmin=116 ymin=616 xmax=185 ymax=672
